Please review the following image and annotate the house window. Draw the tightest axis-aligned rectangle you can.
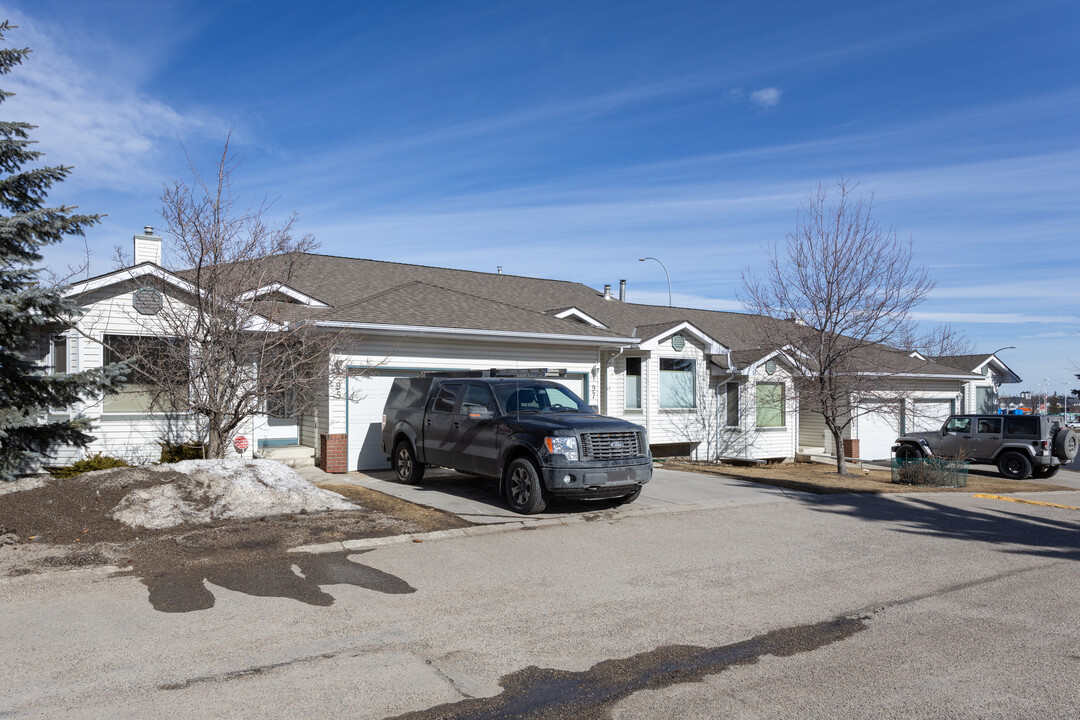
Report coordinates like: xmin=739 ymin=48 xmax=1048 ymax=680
xmin=659 ymin=358 xmax=695 ymax=409
xmin=102 ymin=334 xmax=185 ymax=413
xmin=976 ymin=387 xmax=994 ymax=414
xmin=51 ymin=335 xmax=67 ymax=374
xmin=756 ymin=382 xmax=785 ymax=427
xmin=625 ymin=357 xmax=642 ymax=410
xmin=725 ymin=382 xmax=740 ymax=427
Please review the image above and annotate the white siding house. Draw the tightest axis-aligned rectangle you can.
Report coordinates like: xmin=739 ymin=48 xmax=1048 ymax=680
xmin=38 ymin=231 xmax=1015 ymax=472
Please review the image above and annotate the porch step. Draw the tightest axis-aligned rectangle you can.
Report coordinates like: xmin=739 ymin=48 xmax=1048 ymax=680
xmin=259 ymin=445 xmax=316 ymax=468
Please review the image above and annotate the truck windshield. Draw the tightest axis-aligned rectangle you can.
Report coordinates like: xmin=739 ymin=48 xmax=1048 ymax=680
xmin=495 ymin=383 xmax=592 ymax=414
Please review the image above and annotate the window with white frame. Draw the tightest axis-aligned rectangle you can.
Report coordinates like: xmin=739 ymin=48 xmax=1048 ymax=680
xmin=625 ymin=357 xmax=642 ymax=410
xmin=659 ymin=358 xmax=695 ymax=409
xmin=102 ymin=334 xmax=186 ymax=413
xmin=725 ymin=382 xmax=740 ymax=426
xmin=756 ymin=382 xmax=785 ymax=427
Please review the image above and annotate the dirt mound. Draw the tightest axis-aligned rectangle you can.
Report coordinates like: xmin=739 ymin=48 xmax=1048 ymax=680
xmin=0 ymin=460 xmax=355 ymax=542
xmin=110 ymin=459 xmax=357 ymax=529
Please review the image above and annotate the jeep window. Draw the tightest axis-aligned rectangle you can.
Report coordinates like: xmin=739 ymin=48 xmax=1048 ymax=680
xmin=976 ymin=417 xmax=1002 ymax=434
xmin=431 ymin=383 xmax=462 ymax=413
xmin=1005 ymin=416 xmax=1038 ymax=437
xmin=460 ymin=384 xmax=495 ymax=415
xmin=945 ymin=417 xmax=971 ymax=433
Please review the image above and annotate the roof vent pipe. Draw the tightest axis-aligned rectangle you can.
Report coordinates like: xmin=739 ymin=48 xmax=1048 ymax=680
xmin=618 ymin=279 xmax=626 ymax=302
xmin=497 ymin=266 xmax=503 ymax=274
xmin=603 ymin=284 xmax=613 ymax=300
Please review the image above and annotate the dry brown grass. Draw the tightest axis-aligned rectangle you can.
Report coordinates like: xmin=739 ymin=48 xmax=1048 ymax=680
xmin=662 ymin=460 xmax=1072 ymax=495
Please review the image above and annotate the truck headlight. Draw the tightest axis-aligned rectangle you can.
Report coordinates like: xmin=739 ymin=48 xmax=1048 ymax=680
xmin=544 ymin=436 xmax=578 ymax=461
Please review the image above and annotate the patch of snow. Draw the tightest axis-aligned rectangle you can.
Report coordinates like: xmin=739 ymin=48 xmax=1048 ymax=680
xmin=111 ymin=459 xmax=357 ymax=530
xmin=0 ymin=477 xmax=47 ymax=495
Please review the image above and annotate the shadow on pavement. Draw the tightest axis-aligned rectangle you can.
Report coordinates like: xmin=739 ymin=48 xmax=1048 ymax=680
xmin=799 ymin=493 xmax=1080 ymax=560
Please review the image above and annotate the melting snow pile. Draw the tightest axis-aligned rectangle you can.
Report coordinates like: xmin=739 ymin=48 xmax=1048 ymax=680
xmin=111 ymin=459 xmax=357 ymax=530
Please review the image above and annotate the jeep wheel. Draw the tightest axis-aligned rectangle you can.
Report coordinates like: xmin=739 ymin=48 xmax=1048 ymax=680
xmin=895 ymin=445 xmax=922 ymax=465
xmin=1052 ymin=428 xmax=1078 ymax=462
xmin=504 ymin=458 xmax=547 ymax=515
xmin=612 ymin=485 xmax=643 ymax=506
xmin=1033 ymin=465 xmax=1061 ymax=479
xmin=393 ymin=441 xmax=425 ymax=485
xmin=997 ymin=452 xmax=1032 ymax=481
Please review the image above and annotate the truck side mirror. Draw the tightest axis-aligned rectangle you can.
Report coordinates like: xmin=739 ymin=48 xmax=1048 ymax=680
xmin=941 ymin=428 xmax=949 ymax=436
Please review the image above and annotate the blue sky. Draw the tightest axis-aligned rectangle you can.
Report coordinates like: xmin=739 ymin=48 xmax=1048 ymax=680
xmin=4 ymin=0 xmax=1079 ymax=395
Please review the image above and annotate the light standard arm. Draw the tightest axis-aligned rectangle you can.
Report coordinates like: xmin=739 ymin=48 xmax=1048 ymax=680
xmin=638 ymin=257 xmax=671 ymax=307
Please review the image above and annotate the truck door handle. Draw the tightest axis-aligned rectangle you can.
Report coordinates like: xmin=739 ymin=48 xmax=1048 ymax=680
xmin=962 ymin=435 xmax=971 ymax=438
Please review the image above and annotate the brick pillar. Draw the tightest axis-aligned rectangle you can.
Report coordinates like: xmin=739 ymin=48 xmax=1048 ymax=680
xmin=320 ymin=433 xmax=349 ymax=473
xmin=843 ymin=438 xmax=860 ymax=460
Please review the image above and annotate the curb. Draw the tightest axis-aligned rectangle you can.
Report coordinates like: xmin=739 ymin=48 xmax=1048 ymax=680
xmin=287 ymin=499 xmax=751 ymax=555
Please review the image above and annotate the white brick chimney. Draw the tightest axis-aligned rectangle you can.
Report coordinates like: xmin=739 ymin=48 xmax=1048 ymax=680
xmin=133 ymin=226 xmax=162 ymax=266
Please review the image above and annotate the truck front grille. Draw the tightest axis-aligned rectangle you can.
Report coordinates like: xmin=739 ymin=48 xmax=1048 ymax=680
xmin=580 ymin=431 xmax=644 ymax=460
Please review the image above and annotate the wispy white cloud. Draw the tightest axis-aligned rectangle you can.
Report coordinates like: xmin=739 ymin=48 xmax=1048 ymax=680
xmin=2 ymin=15 xmax=223 ymax=192
xmin=913 ymin=311 xmax=1080 ymax=325
xmin=749 ymin=88 xmax=782 ymax=108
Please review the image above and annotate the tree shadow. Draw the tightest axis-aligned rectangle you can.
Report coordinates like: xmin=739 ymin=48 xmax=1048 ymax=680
xmin=797 ymin=493 xmax=1080 ymax=560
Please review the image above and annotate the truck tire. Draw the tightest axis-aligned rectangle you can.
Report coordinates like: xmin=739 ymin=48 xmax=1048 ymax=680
xmin=1033 ymin=465 xmax=1061 ymax=479
xmin=1052 ymin=428 xmax=1078 ymax=462
xmin=997 ymin=451 xmax=1032 ymax=480
xmin=504 ymin=458 xmax=547 ymax=514
xmin=895 ymin=444 xmax=922 ymax=465
xmin=393 ymin=441 xmax=425 ymax=485
xmin=613 ymin=485 xmax=643 ymax=506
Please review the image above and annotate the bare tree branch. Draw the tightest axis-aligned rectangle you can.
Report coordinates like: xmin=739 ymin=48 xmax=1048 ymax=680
xmin=739 ymin=179 xmax=936 ymax=475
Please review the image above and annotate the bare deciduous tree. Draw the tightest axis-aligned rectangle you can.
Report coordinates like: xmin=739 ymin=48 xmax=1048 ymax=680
xmin=740 ymin=180 xmax=935 ymax=475
xmin=101 ymin=140 xmax=352 ymax=458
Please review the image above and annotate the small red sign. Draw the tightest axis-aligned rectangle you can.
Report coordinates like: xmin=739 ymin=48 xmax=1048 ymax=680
xmin=233 ymin=436 xmax=249 ymax=451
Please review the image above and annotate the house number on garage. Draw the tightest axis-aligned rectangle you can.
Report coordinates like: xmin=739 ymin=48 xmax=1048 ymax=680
xmin=671 ymin=334 xmax=686 ymax=351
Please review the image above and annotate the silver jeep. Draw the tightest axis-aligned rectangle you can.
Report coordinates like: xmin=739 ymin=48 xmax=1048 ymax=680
xmin=892 ymin=414 xmax=1078 ymax=480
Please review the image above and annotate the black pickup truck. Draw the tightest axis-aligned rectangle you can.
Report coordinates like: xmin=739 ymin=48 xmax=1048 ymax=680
xmin=380 ymin=375 xmax=652 ymax=514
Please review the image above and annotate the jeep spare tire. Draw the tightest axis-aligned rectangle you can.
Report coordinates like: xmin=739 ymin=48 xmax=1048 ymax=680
xmin=1053 ymin=427 xmax=1078 ymax=462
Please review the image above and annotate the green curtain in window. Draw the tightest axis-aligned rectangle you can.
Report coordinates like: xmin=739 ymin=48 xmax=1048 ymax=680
xmin=757 ymin=382 xmax=785 ymax=427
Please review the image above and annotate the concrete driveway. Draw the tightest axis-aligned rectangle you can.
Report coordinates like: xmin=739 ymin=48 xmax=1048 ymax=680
xmin=299 ymin=464 xmax=805 ymax=524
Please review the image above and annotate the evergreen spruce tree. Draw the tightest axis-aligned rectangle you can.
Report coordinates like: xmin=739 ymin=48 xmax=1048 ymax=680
xmin=0 ymin=22 xmax=124 ymax=481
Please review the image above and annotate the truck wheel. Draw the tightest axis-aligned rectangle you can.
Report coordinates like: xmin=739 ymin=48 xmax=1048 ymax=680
xmin=895 ymin=445 xmax=922 ymax=465
xmin=393 ymin=441 xmax=425 ymax=485
xmin=504 ymin=458 xmax=547 ymax=515
xmin=1033 ymin=465 xmax=1061 ymax=479
xmin=1052 ymin=428 xmax=1078 ymax=462
xmin=613 ymin=485 xmax=642 ymax=506
xmin=997 ymin=452 xmax=1032 ymax=480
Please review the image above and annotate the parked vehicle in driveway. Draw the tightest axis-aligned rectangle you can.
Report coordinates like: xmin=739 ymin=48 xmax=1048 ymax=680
xmin=381 ymin=372 xmax=652 ymax=514
xmin=892 ymin=414 xmax=1078 ymax=480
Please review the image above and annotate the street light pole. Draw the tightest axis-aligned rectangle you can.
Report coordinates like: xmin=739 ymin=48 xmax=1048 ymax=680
xmin=638 ymin=257 xmax=672 ymax=307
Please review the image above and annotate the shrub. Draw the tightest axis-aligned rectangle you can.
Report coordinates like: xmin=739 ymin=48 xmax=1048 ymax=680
xmin=158 ymin=441 xmax=207 ymax=464
xmin=49 ymin=453 xmax=131 ymax=478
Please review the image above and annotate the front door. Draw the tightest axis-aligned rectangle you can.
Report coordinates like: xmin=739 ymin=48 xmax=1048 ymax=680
xmin=453 ymin=383 xmax=500 ymax=477
xmin=423 ymin=383 xmax=462 ymax=467
xmin=972 ymin=416 xmax=1003 ymax=460
xmin=939 ymin=416 xmax=973 ymax=458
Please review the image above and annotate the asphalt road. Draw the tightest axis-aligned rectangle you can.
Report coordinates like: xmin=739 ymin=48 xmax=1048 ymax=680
xmin=2 ymin=479 xmax=1079 ymax=718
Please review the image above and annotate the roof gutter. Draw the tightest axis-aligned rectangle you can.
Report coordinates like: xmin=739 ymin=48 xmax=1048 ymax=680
xmin=313 ymin=320 xmax=640 ymax=346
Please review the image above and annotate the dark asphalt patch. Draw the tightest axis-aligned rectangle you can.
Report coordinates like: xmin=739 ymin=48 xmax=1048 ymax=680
xmin=391 ymin=615 xmax=866 ymax=720
xmin=112 ymin=548 xmax=415 ymax=613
